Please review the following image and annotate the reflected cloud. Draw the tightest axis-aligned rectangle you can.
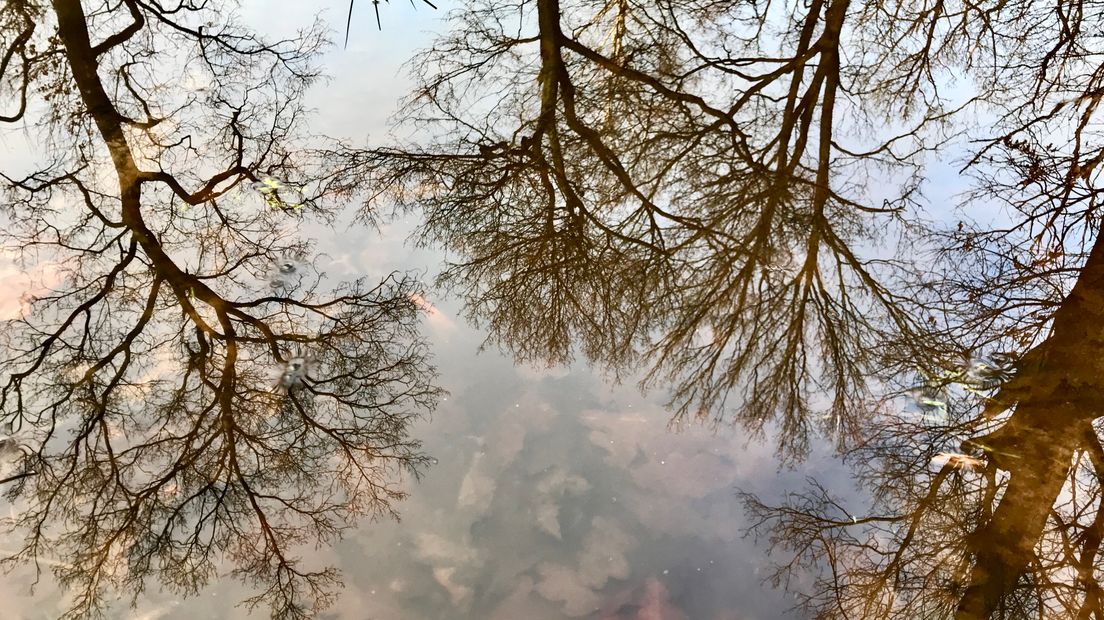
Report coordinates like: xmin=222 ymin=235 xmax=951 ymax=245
xmin=0 ymin=257 xmax=65 ymax=321
xmin=409 ymin=292 xmax=456 ymax=333
xmin=302 ymin=359 xmax=801 ymax=620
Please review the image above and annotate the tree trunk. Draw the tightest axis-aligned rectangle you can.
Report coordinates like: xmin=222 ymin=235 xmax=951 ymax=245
xmin=956 ymin=225 xmax=1104 ymax=619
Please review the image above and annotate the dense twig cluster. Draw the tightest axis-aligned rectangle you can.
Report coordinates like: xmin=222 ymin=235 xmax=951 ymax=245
xmin=335 ymin=0 xmax=1104 ymax=618
xmin=0 ymin=1 xmax=440 ymax=618
xmin=333 ymin=0 xmax=986 ymax=457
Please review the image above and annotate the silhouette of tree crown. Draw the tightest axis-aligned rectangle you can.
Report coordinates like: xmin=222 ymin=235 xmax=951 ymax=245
xmin=335 ymin=0 xmax=987 ymax=458
xmin=332 ymin=0 xmax=1104 ymax=618
xmin=0 ymin=1 xmax=440 ymax=618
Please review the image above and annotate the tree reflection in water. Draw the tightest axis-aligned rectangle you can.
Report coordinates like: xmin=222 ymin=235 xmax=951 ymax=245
xmin=742 ymin=153 xmax=1104 ymax=618
xmin=0 ymin=1 xmax=439 ymax=618
xmin=3 ymin=0 xmax=1104 ymax=618
xmin=343 ymin=0 xmax=1104 ymax=618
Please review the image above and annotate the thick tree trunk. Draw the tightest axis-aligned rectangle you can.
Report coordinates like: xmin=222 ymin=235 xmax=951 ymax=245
xmin=955 ymin=442 xmax=1076 ymax=619
xmin=956 ymin=226 xmax=1104 ymax=619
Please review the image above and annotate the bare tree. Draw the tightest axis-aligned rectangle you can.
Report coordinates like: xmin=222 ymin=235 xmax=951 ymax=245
xmin=337 ymin=0 xmax=1104 ymax=617
xmin=741 ymin=380 xmax=1104 ymax=620
xmin=334 ymin=0 xmax=995 ymax=458
xmin=739 ymin=53 xmax=1104 ymax=615
xmin=0 ymin=1 xmax=440 ymax=618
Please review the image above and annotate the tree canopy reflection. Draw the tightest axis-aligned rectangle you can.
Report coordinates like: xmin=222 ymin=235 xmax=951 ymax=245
xmin=3 ymin=0 xmax=1104 ymax=618
xmin=0 ymin=1 xmax=439 ymax=618
xmin=345 ymin=0 xmax=1104 ymax=619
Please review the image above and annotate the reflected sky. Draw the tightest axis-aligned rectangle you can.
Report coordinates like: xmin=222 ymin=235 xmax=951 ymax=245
xmin=296 ymin=294 xmax=836 ymax=620
xmin=3 ymin=1 xmax=1104 ymax=619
